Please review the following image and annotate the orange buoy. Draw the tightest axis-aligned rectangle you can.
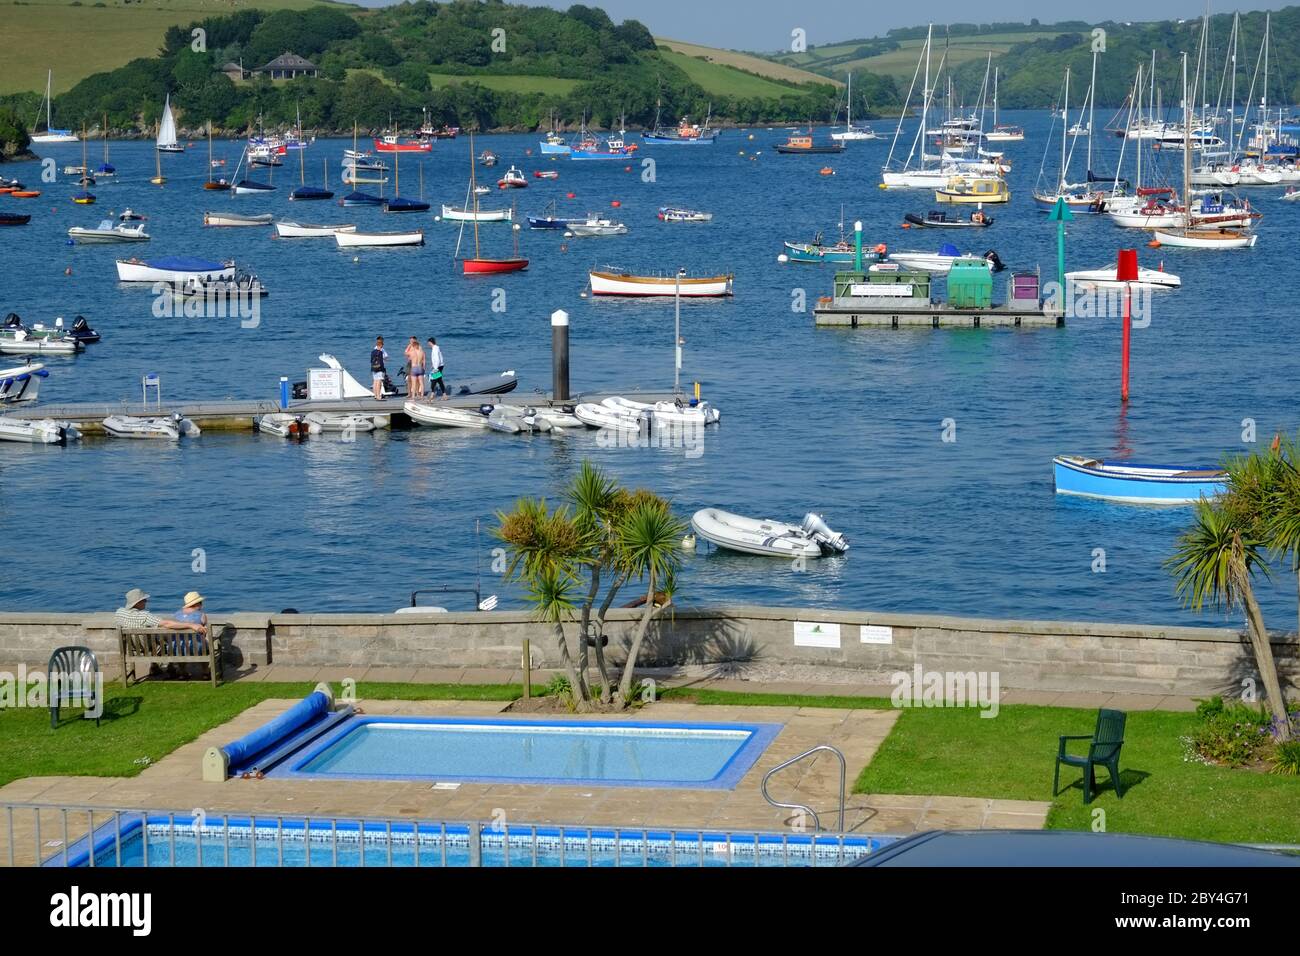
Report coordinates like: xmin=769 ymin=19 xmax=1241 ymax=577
xmin=901 ymin=223 xmax=911 ymax=228
xmin=610 ymin=200 xmax=621 ymax=207
xmin=1147 ymin=240 xmax=1161 ymax=248
xmin=624 ymin=165 xmax=632 ymax=172
xmin=566 ymin=192 xmax=575 ymax=199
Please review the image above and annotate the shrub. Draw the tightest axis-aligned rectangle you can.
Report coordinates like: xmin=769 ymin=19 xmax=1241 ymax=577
xmin=1271 ymin=740 xmax=1300 ymax=776
xmin=1186 ymin=703 xmax=1273 ymax=767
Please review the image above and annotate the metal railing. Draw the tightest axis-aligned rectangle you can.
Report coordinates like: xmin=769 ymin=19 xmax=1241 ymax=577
xmin=2 ymin=802 xmax=886 ymax=868
xmin=760 ymin=744 xmax=847 ymax=833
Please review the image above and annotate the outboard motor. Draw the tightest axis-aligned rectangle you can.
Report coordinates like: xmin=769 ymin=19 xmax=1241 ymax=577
xmin=69 ymin=315 xmax=100 ymax=343
xmin=801 ymin=513 xmax=849 ymax=555
xmin=3 ymin=313 xmax=22 ymax=330
xmin=983 ymin=249 xmax=1006 ymax=273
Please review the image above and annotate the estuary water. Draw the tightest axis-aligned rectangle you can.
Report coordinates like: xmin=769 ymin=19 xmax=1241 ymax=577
xmin=1 ymin=110 xmax=1297 ymax=626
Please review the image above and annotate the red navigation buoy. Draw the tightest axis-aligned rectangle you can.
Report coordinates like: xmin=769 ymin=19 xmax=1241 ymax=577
xmin=624 ymin=165 xmax=632 ymax=172
xmin=610 ymin=200 xmax=621 ymax=208
xmin=566 ymin=192 xmax=575 ymax=199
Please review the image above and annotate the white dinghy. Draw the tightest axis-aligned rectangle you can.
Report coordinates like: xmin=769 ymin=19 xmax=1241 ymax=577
xmin=573 ymin=402 xmax=642 ymax=431
xmin=0 ymin=417 xmax=81 ymax=444
xmin=0 ymin=362 xmax=46 ymax=404
xmin=102 ymin=413 xmax=201 ymax=440
xmin=204 ymin=211 xmax=274 ymax=227
xmin=1065 ymin=265 xmax=1181 ymax=291
xmin=690 ymin=509 xmax=849 ymax=559
xmin=601 ymin=396 xmax=721 ymax=425
xmin=276 ymin=221 xmax=357 ymax=238
xmin=255 ymin=414 xmax=321 ymax=438
xmin=403 ymin=401 xmax=518 ymax=432
xmin=304 ymin=411 xmax=387 ymax=433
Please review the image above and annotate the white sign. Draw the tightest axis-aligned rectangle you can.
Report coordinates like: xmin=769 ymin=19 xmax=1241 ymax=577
xmin=308 ymin=368 xmax=343 ymax=401
xmin=793 ymin=621 xmax=841 ymax=649
xmin=860 ymin=625 xmax=894 ymax=645
xmin=850 ymin=284 xmax=914 ymax=297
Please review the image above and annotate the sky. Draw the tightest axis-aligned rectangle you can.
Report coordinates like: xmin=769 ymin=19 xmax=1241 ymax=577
xmin=352 ymin=1 xmax=1295 ymax=51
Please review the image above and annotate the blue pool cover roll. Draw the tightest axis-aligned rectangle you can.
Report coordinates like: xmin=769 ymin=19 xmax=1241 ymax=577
xmin=223 ymin=691 xmax=331 ymax=775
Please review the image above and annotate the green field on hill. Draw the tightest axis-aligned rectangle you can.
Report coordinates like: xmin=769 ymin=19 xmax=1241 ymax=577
xmin=658 ymin=49 xmax=821 ymax=99
xmin=428 ymin=73 xmax=582 ymax=96
xmin=656 ymin=38 xmax=836 ymax=88
xmin=0 ymin=0 xmax=353 ymax=95
xmin=774 ymin=31 xmax=1065 ymax=82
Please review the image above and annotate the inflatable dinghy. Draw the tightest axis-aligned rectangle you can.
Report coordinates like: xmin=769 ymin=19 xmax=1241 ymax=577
xmin=691 ymin=509 xmax=849 ymax=558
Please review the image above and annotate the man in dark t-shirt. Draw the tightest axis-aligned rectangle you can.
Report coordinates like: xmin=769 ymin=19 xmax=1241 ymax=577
xmin=370 ymin=336 xmax=388 ymax=400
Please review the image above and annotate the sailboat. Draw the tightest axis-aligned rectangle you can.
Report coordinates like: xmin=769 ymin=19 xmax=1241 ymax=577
xmin=231 ymin=146 xmax=274 ymax=194
xmin=383 ymin=148 xmax=429 ymax=212
xmin=1153 ymin=54 xmax=1259 ymax=249
xmin=204 ymin=122 xmax=230 ymax=191
xmin=95 ymin=115 xmax=115 ymax=177
xmin=831 ymin=74 xmax=876 ymax=141
xmin=30 ymin=71 xmax=78 ymax=143
xmin=985 ymin=68 xmax=1024 ymax=142
xmin=882 ymin=26 xmax=956 ymax=187
xmin=1032 ymin=68 xmax=1105 ymax=212
xmin=290 ymin=133 xmax=333 ymax=201
xmin=458 ymin=134 xmax=527 ymax=274
xmin=73 ymin=126 xmax=95 ymax=203
xmin=156 ymin=94 xmax=184 ymax=153
xmin=340 ymin=123 xmax=384 ymax=205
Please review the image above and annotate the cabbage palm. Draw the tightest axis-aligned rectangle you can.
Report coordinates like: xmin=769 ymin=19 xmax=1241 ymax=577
xmin=1264 ymin=435 xmax=1300 ymax=643
xmin=1166 ymin=451 xmax=1292 ymax=739
xmin=614 ymin=497 xmax=684 ymax=705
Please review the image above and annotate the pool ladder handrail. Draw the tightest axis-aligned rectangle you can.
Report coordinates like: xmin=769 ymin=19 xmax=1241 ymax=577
xmin=760 ymin=744 xmax=846 ymax=833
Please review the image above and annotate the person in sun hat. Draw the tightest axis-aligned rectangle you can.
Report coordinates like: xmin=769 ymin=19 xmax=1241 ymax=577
xmin=174 ymin=591 xmax=221 ymax=681
xmin=115 ymin=588 xmax=201 ymax=679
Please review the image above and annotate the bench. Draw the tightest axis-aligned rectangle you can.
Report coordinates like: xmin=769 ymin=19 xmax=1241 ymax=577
xmin=119 ymin=628 xmax=223 ymax=688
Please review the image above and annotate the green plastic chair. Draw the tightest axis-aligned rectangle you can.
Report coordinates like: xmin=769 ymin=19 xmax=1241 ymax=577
xmin=48 ymin=646 xmax=101 ymax=728
xmin=1053 ymin=709 xmax=1126 ymax=803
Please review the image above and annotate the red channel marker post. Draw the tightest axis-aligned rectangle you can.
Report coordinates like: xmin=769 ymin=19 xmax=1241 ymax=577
xmin=1117 ymin=248 xmax=1138 ymax=403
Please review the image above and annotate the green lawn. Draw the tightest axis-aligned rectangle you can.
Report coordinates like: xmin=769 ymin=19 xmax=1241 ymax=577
xmin=658 ymin=50 xmax=816 ymax=99
xmin=0 ymin=681 xmax=525 ymax=789
xmin=0 ymin=0 xmax=355 ymax=95
xmin=427 ymin=73 xmax=581 ymax=96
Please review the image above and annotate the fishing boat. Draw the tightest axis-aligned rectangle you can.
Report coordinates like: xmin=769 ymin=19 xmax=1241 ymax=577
xmin=830 ymin=75 xmax=876 ymax=141
xmin=203 ymin=211 xmax=273 ymax=227
xmin=115 ymin=257 xmax=234 ymax=284
xmin=0 ymin=213 xmax=31 ymax=226
xmin=454 ymin=134 xmax=528 ymax=275
xmin=903 ymin=210 xmax=993 ymax=228
xmin=539 ymin=114 xmax=572 ymax=155
xmin=334 ymin=230 xmax=424 ymax=248
xmin=1052 ymin=456 xmax=1227 ymax=505
xmin=781 ymin=238 xmax=859 ymax=264
xmin=935 ymin=177 xmax=1008 ymax=204
xmin=534 ymin=170 xmax=559 ymax=180
xmin=643 ymin=106 xmax=717 ymax=145
xmin=657 ymin=207 xmax=713 ymax=222
xmin=0 ymin=361 xmax=46 ymax=404
xmin=204 ymin=123 xmax=230 ymax=191
xmin=690 ymin=510 xmax=848 ymax=559
xmin=102 ymin=413 xmax=200 ymax=440
xmin=156 ymin=95 xmax=184 ymax=153
xmin=275 ymin=221 xmax=357 ymax=238
xmin=588 ymin=270 xmax=732 ymax=297
xmin=248 ymin=143 xmax=285 ymax=167
xmin=374 ymin=133 xmax=432 ymax=153
xmin=255 ymin=414 xmax=320 ymax=439
xmin=29 ymin=71 xmax=77 ymax=143
xmin=526 ymin=201 xmax=582 ymax=229
xmin=497 ymin=166 xmax=527 ymax=189
xmin=67 ymin=220 xmax=150 ymax=243
xmin=478 ymin=150 xmax=498 ymax=167
xmin=0 ymin=418 xmax=81 ymax=445
xmin=774 ymin=132 xmax=844 ymax=154
xmin=1065 ymin=264 xmax=1181 ymax=291
xmin=569 ymin=116 xmax=636 ymax=160
xmin=568 ymin=218 xmax=628 ymax=237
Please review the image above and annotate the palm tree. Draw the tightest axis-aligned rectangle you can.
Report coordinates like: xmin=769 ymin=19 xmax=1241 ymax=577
xmin=1167 ymin=451 xmax=1292 ymax=739
xmin=1264 ymin=435 xmax=1300 ymax=642
xmin=496 ymin=462 xmax=684 ymax=709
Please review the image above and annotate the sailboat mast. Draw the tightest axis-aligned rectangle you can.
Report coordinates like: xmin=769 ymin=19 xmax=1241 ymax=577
xmin=921 ymin=26 xmax=931 ymax=169
xmin=1229 ymin=13 xmax=1238 ymax=161
xmin=846 ymin=72 xmax=852 ymax=130
xmin=993 ymin=67 xmax=998 ymax=127
xmin=469 ymin=133 xmax=480 ymax=258
xmin=1182 ymin=53 xmax=1191 ymax=230
xmin=46 ymin=70 xmax=52 ymax=130
xmin=1087 ymin=49 xmax=1097 ymax=176
xmin=1061 ymin=68 xmax=1069 ymax=192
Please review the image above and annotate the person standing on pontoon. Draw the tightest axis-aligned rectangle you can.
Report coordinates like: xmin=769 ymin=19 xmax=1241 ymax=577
xmin=427 ymin=337 xmax=446 ymax=398
xmin=404 ymin=336 xmax=426 ymax=399
xmin=370 ymin=336 xmax=389 ymax=401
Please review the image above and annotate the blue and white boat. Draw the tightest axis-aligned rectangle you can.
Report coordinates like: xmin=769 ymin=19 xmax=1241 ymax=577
xmin=527 ymin=201 xmax=584 ymax=230
xmin=340 ymin=190 xmax=384 ymax=207
xmin=1052 ymin=455 xmax=1228 ymax=505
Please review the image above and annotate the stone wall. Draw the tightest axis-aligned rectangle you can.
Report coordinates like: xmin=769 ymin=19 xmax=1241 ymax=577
xmin=0 ymin=606 xmax=1296 ymax=697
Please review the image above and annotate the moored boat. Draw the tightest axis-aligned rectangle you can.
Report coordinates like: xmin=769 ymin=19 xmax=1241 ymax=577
xmin=275 ymin=221 xmax=357 ymax=238
xmin=588 ymin=270 xmax=733 ymax=297
xmin=334 ymin=229 xmax=424 ymax=248
xmin=657 ymin=206 xmax=713 ymax=222
xmin=203 ymin=211 xmax=273 ymax=227
xmin=102 ymin=413 xmax=200 ymax=440
xmin=568 ymin=218 xmax=628 ymax=237
xmin=441 ymin=204 xmax=512 ymax=222
xmin=68 ymin=220 xmax=150 ymax=243
xmin=497 ymin=166 xmax=527 ymax=188
xmin=904 ymin=210 xmax=993 ymax=228
xmin=255 ymin=414 xmax=320 ymax=438
xmin=0 ymin=361 xmax=47 ymax=404
xmin=1052 ymin=455 xmax=1227 ymax=504
xmin=690 ymin=509 xmax=849 ymax=558
xmin=0 ymin=417 xmax=81 ymax=445
xmin=116 ymin=257 xmax=235 ymax=284
xmin=774 ymin=133 xmax=845 ymax=154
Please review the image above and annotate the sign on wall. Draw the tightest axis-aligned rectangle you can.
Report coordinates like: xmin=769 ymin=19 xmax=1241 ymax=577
xmin=793 ymin=621 xmax=841 ymax=649
xmin=860 ymin=625 xmax=894 ymax=645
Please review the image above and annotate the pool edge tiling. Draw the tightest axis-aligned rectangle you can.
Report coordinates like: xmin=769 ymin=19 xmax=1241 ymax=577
xmin=271 ymin=716 xmax=784 ymax=789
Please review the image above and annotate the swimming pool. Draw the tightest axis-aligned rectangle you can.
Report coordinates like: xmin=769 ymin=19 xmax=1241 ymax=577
xmin=48 ymin=815 xmax=889 ymax=868
xmin=276 ymin=716 xmax=781 ymax=789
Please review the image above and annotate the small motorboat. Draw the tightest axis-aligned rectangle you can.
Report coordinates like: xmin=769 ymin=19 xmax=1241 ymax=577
xmin=255 ymin=414 xmax=320 ymax=438
xmin=573 ymin=402 xmax=641 ymax=431
xmin=0 ymin=417 xmax=81 ymax=444
xmin=167 ymin=270 xmax=268 ymax=301
xmin=1282 ymin=187 xmax=1300 ymax=202
xmin=601 ymin=396 xmax=721 ymax=425
xmin=403 ymin=401 xmax=519 ymax=432
xmin=568 ymin=217 xmax=627 ymax=237
xmin=303 ymin=412 xmax=386 ymax=433
xmin=478 ymin=150 xmax=498 ymax=167
xmin=527 ymin=202 xmax=582 ymax=229
xmin=0 ymin=361 xmax=47 ymax=404
xmin=0 ymin=213 xmax=31 ymax=226
xmin=334 ymin=230 xmax=424 ymax=248
xmin=1052 ymin=456 xmax=1228 ymax=505
xmin=1065 ymin=265 xmax=1181 ymax=291
xmin=204 ymin=211 xmax=274 ymax=227
xmin=276 ymin=221 xmax=357 ymax=238
xmin=474 ymin=185 xmax=492 ymax=196
xmin=3 ymin=313 xmax=99 ymax=348
xmin=658 ymin=207 xmax=713 ymax=223
xmin=690 ymin=509 xmax=849 ymax=558
xmin=0 ymin=325 xmax=82 ymax=355
xmin=72 ymin=191 xmax=95 ymax=205
xmin=102 ymin=413 xmax=200 ymax=440
xmin=116 ymin=257 xmax=235 ymax=284
xmin=11 ymin=190 xmax=42 ymax=199
xmin=118 ymin=209 xmax=147 ymax=222
xmin=497 ymin=166 xmax=527 ymax=189
xmin=68 ymin=220 xmax=150 ymax=243
xmin=904 ymin=210 xmax=994 ymax=228
xmin=887 ymin=245 xmax=1003 ymax=274
xmin=534 ymin=170 xmax=559 ymax=180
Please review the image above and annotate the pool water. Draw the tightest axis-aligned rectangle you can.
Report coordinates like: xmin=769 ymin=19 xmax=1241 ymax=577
xmin=59 ymin=818 xmax=888 ymax=868
xmin=283 ymin=717 xmax=780 ymax=788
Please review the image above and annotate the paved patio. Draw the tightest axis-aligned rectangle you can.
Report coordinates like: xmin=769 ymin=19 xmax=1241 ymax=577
xmin=0 ymin=696 xmax=1050 ymax=866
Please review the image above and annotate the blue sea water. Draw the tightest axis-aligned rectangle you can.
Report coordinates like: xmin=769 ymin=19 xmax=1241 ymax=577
xmin=1 ymin=111 xmax=1297 ymax=627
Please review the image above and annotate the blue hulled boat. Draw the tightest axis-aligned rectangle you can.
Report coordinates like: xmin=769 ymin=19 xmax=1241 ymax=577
xmin=1052 ymin=456 xmax=1228 ymax=505
xmin=340 ymin=191 xmax=384 ymax=207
